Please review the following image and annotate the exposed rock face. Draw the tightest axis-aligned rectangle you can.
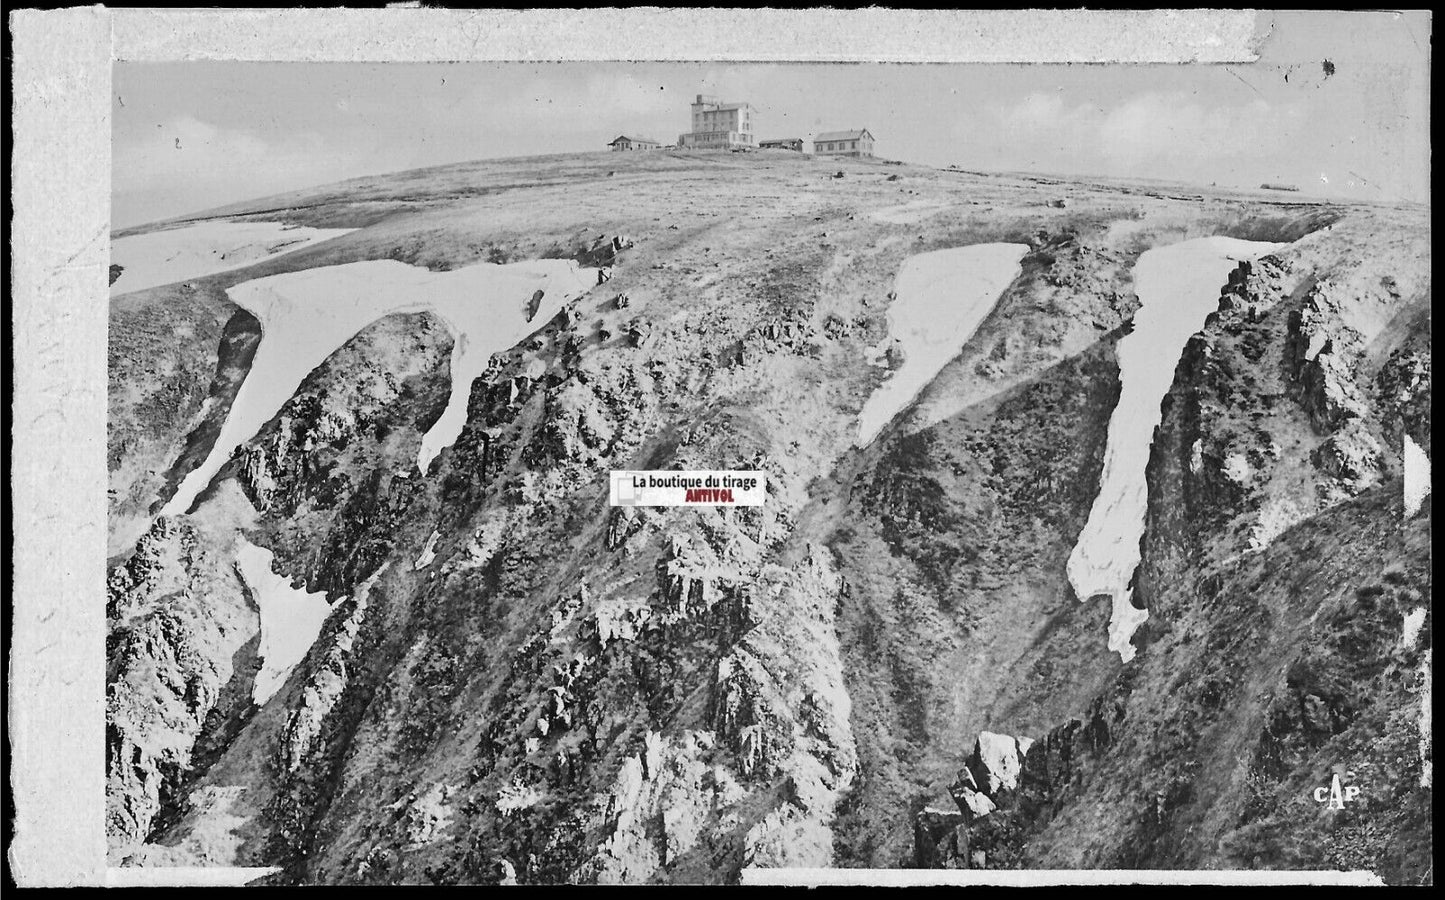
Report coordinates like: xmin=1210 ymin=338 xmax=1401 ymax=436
xmin=1287 ymin=284 xmax=1368 ymax=431
xmin=913 ymin=807 xmax=967 ymax=868
xmin=904 ymin=210 xmax=1431 ymax=880
xmin=265 ymin=567 xmax=390 ymax=865
xmin=107 ymin=312 xmax=456 ymax=864
xmin=106 ymin=511 xmax=257 ymax=855
xmin=914 ymin=703 xmax=1119 ymax=869
xmin=833 ymin=302 xmax=1129 ymax=867
xmin=1374 ymin=332 xmax=1431 ymax=455
xmin=458 ymin=535 xmax=856 ymax=885
xmin=108 ymin=287 xmax=262 ymax=557
xmin=230 ymin=311 xmax=454 ymax=594
xmin=968 ymin=493 xmax=1433 ymax=878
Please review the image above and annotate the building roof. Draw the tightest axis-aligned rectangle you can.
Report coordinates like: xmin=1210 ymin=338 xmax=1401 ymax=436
xmin=608 ymin=135 xmax=660 ymax=145
xmin=815 ymin=129 xmax=873 ymax=142
xmin=693 ymin=97 xmax=749 ymax=110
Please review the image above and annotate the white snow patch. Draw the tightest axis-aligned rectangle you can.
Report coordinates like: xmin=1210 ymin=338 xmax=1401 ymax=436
xmin=110 ymin=220 xmax=353 ymax=296
xmin=161 ymin=257 xmax=594 ymax=516
xmin=235 ymin=540 xmax=335 ymax=705
xmin=856 ymin=243 xmax=1028 ymax=446
xmin=1402 ymin=607 xmax=1427 ymax=649
xmin=414 ymin=530 xmax=441 ymax=571
xmin=1403 ymin=434 xmax=1430 ymax=518
xmin=1068 ymin=236 xmax=1287 ymax=662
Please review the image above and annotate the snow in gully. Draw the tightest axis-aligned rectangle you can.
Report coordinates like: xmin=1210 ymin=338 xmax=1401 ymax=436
xmin=1068 ymin=236 xmax=1287 ymax=662
xmin=161 ymin=257 xmax=595 ymax=517
xmin=856 ymin=243 xmax=1028 ymax=447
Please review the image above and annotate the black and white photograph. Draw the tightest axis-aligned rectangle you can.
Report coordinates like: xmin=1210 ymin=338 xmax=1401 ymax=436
xmin=7 ymin=7 xmax=1433 ymax=887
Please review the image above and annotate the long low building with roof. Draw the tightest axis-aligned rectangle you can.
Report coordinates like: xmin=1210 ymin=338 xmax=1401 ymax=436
xmin=759 ymin=138 xmax=804 ymax=151
xmin=609 ymin=135 xmax=662 ymax=151
xmin=814 ymin=129 xmax=875 ymax=158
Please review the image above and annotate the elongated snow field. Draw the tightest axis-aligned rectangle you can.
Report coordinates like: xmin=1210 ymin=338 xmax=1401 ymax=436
xmin=1067 ymin=236 xmax=1287 ymax=662
xmin=110 ymin=220 xmax=354 ymax=296
xmin=234 ymin=540 xmax=335 ymax=705
xmin=161 ymin=257 xmax=595 ymax=516
xmin=856 ymin=243 xmax=1029 ymax=446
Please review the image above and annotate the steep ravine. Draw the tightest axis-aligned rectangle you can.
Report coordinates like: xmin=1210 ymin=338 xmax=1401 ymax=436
xmin=108 ymin=310 xmax=456 ymax=861
xmin=827 ymin=222 xmax=1146 ymax=866
xmin=906 ymin=209 xmax=1431 ymax=881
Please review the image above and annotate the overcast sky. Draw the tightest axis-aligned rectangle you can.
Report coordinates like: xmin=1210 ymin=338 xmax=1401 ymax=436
xmin=112 ymin=11 xmax=1430 ymax=229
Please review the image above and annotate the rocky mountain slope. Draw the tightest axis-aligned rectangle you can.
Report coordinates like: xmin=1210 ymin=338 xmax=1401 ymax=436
xmin=106 ymin=149 xmax=1431 ymax=884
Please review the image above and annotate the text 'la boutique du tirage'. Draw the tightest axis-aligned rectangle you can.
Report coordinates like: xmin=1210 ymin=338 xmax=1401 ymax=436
xmin=609 ymin=470 xmax=767 ymax=507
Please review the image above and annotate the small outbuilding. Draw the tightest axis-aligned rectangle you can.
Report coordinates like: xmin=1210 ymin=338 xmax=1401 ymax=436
xmin=759 ymin=138 xmax=804 ymax=152
xmin=609 ymin=135 xmax=662 ymax=152
xmin=814 ymin=129 xmax=875 ymax=158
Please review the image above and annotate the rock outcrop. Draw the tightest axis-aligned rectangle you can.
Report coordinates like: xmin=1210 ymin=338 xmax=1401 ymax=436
xmin=914 ymin=703 xmax=1119 ymax=868
xmin=106 ymin=511 xmax=257 ymax=856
